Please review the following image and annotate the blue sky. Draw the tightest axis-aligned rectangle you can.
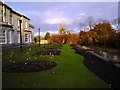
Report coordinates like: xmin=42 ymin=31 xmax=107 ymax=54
xmin=5 ymin=2 xmax=118 ymax=36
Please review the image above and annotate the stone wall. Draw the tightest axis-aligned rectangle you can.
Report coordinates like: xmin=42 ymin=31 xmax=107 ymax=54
xmin=71 ymin=44 xmax=120 ymax=89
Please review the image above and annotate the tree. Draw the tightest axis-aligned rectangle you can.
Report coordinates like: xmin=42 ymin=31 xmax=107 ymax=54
xmin=97 ymin=18 xmax=109 ymax=24
xmin=44 ymin=32 xmax=50 ymax=40
xmin=66 ymin=33 xmax=80 ymax=44
xmin=79 ymin=22 xmax=86 ymax=32
xmin=34 ymin=36 xmax=43 ymax=42
xmin=112 ymin=18 xmax=120 ymax=30
xmin=87 ymin=16 xmax=95 ymax=30
xmin=79 ymin=31 xmax=88 ymax=45
xmin=114 ymin=32 xmax=120 ymax=49
xmin=115 ymin=32 xmax=120 ymax=55
xmin=50 ymin=33 xmax=80 ymax=44
xmin=50 ymin=34 xmax=62 ymax=44
xmin=79 ymin=22 xmax=116 ymax=47
xmin=92 ymin=23 xmax=116 ymax=46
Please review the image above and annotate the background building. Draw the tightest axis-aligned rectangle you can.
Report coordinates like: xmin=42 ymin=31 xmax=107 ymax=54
xmin=59 ymin=23 xmax=66 ymax=35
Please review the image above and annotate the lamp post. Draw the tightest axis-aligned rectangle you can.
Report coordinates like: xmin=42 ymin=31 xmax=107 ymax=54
xmin=19 ymin=20 xmax=22 ymax=52
xmin=38 ymin=28 xmax=40 ymax=48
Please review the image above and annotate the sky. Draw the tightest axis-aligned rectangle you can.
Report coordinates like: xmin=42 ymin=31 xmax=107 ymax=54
xmin=4 ymin=1 xmax=118 ymax=36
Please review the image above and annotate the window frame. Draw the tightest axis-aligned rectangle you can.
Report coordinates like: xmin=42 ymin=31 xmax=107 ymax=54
xmin=0 ymin=30 xmax=7 ymax=44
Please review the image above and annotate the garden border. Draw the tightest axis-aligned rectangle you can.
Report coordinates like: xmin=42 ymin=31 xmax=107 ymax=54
xmin=71 ymin=44 xmax=120 ymax=89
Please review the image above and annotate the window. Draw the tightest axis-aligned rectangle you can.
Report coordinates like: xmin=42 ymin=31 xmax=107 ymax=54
xmin=10 ymin=13 xmax=12 ymax=24
xmin=0 ymin=30 xmax=6 ymax=44
xmin=11 ymin=31 xmax=14 ymax=43
xmin=18 ymin=20 xmax=20 ymax=27
xmin=29 ymin=34 xmax=32 ymax=42
xmin=25 ymin=21 xmax=28 ymax=28
xmin=17 ymin=33 xmax=20 ymax=43
xmin=4 ymin=12 xmax=6 ymax=16
xmin=7 ymin=31 xmax=10 ymax=43
xmin=7 ymin=31 xmax=13 ymax=44
xmin=3 ymin=6 xmax=6 ymax=22
xmin=0 ymin=10 xmax=3 ymax=22
xmin=25 ymin=34 xmax=28 ymax=43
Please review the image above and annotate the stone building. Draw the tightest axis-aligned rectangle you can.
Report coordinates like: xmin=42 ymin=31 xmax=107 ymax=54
xmin=0 ymin=2 xmax=34 ymax=45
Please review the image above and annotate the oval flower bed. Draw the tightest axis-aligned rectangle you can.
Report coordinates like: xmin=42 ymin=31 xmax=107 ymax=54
xmin=33 ymin=49 xmax=60 ymax=55
xmin=3 ymin=60 xmax=57 ymax=73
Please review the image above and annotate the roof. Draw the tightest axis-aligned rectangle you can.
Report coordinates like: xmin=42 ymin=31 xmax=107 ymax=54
xmin=22 ymin=15 xmax=30 ymax=20
xmin=0 ymin=2 xmax=30 ymax=20
xmin=0 ymin=2 xmax=12 ymax=10
xmin=12 ymin=10 xmax=22 ymax=17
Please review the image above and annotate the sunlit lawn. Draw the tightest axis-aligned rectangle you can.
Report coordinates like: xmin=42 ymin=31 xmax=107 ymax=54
xmin=2 ymin=44 xmax=111 ymax=88
xmin=2 ymin=44 xmax=56 ymax=66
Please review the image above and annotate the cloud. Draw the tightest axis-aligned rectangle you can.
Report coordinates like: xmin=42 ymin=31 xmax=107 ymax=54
xmin=6 ymin=2 xmax=118 ymax=37
xmin=76 ymin=12 xmax=87 ymax=21
xmin=43 ymin=17 xmax=74 ymax=25
xmin=80 ymin=13 xmax=86 ymax=16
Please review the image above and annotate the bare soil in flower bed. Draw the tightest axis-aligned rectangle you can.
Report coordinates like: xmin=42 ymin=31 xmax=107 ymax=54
xmin=33 ymin=49 xmax=60 ymax=55
xmin=42 ymin=44 xmax=62 ymax=49
xmin=71 ymin=44 xmax=120 ymax=89
xmin=2 ymin=60 xmax=57 ymax=73
xmin=45 ymin=46 xmax=62 ymax=49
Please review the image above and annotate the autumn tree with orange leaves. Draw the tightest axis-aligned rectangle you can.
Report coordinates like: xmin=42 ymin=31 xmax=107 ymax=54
xmin=50 ymin=33 xmax=80 ymax=44
xmin=79 ymin=22 xmax=117 ymax=48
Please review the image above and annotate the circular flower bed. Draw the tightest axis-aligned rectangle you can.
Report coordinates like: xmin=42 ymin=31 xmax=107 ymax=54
xmin=3 ymin=60 xmax=57 ymax=73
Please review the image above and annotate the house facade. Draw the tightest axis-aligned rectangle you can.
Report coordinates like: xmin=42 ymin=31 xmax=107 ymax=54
xmin=0 ymin=2 xmax=34 ymax=45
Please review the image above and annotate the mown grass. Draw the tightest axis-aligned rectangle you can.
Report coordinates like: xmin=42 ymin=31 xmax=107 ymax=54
xmin=2 ymin=44 xmax=111 ymax=88
xmin=2 ymin=44 xmax=55 ymax=66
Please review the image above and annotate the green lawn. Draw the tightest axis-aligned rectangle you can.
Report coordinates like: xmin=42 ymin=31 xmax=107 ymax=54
xmin=2 ymin=44 xmax=111 ymax=88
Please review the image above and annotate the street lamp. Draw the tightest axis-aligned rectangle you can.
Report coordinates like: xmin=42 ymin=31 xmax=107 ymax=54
xmin=19 ymin=19 xmax=22 ymax=52
xmin=38 ymin=28 xmax=40 ymax=48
